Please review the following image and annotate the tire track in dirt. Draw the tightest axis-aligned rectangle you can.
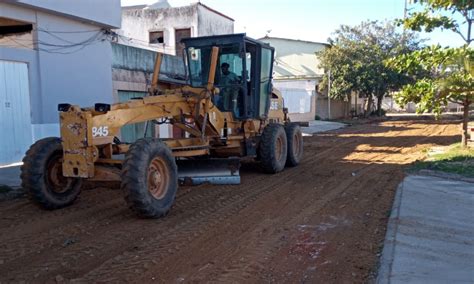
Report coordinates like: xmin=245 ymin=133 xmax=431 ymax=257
xmin=185 ymin=167 xmax=384 ymax=282
xmin=262 ymin=169 xmax=400 ymax=283
xmin=0 ymin=188 xmax=123 ymax=230
xmin=188 ymin=151 xmax=397 ymax=283
xmin=0 ymin=199 xmax=126 ymax=263
xmin=160 ymin=120 xmax=426 ymax=282
xmin=0 ymin=164 xmax=274 ymax=282
xmin=78 ymin=124 xmax=400 ymax=281
xmin=0 ymin=190 xmax=124 ymax=233
xmin=74 ymin=176 xmax=301 ymax=281
xmin=0 ymin=183 xmax=224 ymax=275
xmin=74 ymin=136 xmax=359 ymax=282
xmin=0 ymin=199 xmax=31 ymax=213
xmin=211 ymin=124 xmax=450 ymax=281
xmin=0 ymin=178 xmax=204 ymax=232
xmin=0 ymin=189 xmax=229 ymax=280
xmin=0 ymin=120 xmax=460 ymax=283
xmin=148 ymin=121 xmax=456 ymax=283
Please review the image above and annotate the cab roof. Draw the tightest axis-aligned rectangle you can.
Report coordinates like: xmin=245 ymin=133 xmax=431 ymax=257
xmin=181 ymin=33 xmax=273 ymax=51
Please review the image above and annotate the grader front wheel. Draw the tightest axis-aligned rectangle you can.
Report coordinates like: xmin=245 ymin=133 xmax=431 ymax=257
xmin=122 ymin=139 xmax=178 ymax=218
xmin=21 ymin=137 xmax=82 ymax=209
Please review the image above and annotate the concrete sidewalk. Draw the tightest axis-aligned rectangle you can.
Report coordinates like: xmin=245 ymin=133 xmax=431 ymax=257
xmin=301 ymin=120 xmax=346 ymax=135
xmin=377 ymin=175 xmax=474 ymax=283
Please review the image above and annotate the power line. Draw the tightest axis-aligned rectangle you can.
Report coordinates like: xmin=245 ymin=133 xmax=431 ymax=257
xmin=25 ymin=31 xmax=102 ymax=48
xmin=0 ymin=28 xmax=183 ymax=55
xmin=6 ymin=37 xmax=90 ymax=54
xmin=34 ymin=28 xmax=102 ymax=34
xmin=2 ymin=31 xmax=108 ymax=54
xmin=38 ymin=29 xmax=80 ymax=44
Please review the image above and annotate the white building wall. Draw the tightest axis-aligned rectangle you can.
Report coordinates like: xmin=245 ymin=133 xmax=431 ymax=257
xmin=119 ymin=5 xmax=199 ymax=55
xmin=196 ymin=5 xmax=233 ymax=37
xmin=260 ymin=37 xmax=326 ymax=79
xmin=0 ymin=2 xmax=120 ymax=164
xmin=259 ymin=38 xmax=332 ymax=121
xmin=6 ymin=0 xmax=121 ymax=28
xmin=274 ymin=80 xmax=317 ymax=90
xmin=118 ymin=3 xmax=234 ymax=55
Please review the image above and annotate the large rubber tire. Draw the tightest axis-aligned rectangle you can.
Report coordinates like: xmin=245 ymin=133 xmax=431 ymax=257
xmin=258 ymin=124 xmax=288 ymax=174
xmin=121 ymin=138 xmax=178 ymax=218
xmin=20 ymin=137 xmax=82 ymax=210
xmin=285 ymin=123 xmax=304 ymax=167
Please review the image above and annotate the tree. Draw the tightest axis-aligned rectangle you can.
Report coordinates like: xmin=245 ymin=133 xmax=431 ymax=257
xmin=394 ymin=0 xmax=473 ymax=147
xmin=318 ymin=21 xmax=421 ymax=117
xmin=400 ymin=0 xmax=473 ymax=45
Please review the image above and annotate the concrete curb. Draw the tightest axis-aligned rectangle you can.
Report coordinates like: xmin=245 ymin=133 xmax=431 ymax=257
xmin=0 ymin=165 xmax=22 ymax=188
xmin=376 ymin=180 xmax=405 ymax=284
xmin=0 ymin=185 xmax=26 ymax=202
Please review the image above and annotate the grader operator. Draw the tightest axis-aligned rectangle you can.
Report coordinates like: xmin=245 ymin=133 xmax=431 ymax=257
xmin=20 ymin=34 xmax=304 ymax=218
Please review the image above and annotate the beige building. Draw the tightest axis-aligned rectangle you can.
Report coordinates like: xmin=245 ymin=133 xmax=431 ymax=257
xmin=260 ymin=37 xmax=349 ymax=121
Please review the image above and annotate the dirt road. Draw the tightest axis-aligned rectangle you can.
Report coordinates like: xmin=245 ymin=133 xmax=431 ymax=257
xmin=0 ymin=119 xmax=460 ymax=283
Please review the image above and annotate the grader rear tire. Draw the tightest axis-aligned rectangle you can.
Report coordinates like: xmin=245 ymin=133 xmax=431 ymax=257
xmin=121 ymin=138 xmax=178 ymax=218
xmin=285 ymin=123 xmax=303 ymax=167
xmin=21 ymin=137 xmax=82 ymax=210
xmin=259 ymin=124 xmax=288 ymax=174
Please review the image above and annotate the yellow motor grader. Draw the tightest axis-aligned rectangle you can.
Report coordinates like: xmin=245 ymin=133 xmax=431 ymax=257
xmin=20 ymin=34 xmax=303 ymax=218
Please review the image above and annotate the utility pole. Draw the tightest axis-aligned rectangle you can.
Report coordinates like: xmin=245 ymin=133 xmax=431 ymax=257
xmin=404 ymin=0 xmax=408 ymax=19
xmin=402 ymin=0 xmax=408 ymax=44
xmin=328 ymin=69 xmax=331 ymax=120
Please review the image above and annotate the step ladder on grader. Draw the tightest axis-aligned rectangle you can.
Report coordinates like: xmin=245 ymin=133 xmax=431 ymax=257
xmin=20 ymin=34 xmax=304 ymax=218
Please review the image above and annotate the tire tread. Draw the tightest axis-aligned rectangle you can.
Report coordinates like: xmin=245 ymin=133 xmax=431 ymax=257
xmin=121 ymin=138 xmax=178 ymax=218
xmin=21 ymin=137 xmax=82 ymax=210
xmin=258 ymin=124 xmax=288 ymax=174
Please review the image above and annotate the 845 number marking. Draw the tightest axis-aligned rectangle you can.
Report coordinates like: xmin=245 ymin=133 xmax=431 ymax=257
xmin=92 ymin=126 xmax=109 ymax=137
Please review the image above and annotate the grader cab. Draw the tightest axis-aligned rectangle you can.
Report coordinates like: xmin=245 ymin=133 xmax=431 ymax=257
xmin=21 ymin=34 xmax=303 ymax=218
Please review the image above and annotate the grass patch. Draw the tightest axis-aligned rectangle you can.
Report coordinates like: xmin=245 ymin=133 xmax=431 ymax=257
xmin=410 ymin=143 xmax=474 ymax=177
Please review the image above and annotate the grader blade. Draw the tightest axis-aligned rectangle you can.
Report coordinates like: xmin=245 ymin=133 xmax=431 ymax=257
xmin=176 ymin=158 xmax=240 ymax=185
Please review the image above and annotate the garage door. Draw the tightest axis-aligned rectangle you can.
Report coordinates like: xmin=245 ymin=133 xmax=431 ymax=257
xmin=0 ymin=61 xmax=32 ymax=166
xmin=281 ymin=88 xmax=313 ymax=113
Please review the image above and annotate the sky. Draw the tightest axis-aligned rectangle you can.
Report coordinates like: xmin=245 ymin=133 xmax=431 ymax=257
xmin=120 ymin=0 xmax=467 ymax=47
